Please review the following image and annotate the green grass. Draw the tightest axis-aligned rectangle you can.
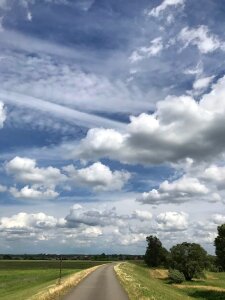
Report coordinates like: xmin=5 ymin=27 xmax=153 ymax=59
xmin=178 ymin=272 xmax=225 ymax=300
xmin=115 ymin=262 xmax=225 ymax=300
xmin=0 ymin=260 xmax=106 ymax=300
xmin=115 ymin=261 xmax=191 ymax=300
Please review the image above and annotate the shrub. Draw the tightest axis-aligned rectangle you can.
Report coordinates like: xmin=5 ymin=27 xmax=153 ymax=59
xmin=168 ymin=269 xmax=185 ymax=284
xmin=170 ymin=242 xmax=207 ymax=280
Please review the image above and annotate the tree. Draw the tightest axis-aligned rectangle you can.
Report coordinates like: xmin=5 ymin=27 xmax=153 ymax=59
xmin=144 ymin=235 xmax=169 ymax=267
xmin=214 ymin=224 xmax=225 ymax=271
xmin=170 ymin=242 xmax=207 ymax=281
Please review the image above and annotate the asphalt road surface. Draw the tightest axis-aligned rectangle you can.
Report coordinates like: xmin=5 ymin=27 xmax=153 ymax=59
xmin=62 ymin=263 xmax=129 ymax=300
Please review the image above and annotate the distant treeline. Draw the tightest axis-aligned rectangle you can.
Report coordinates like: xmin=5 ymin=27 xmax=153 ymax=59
xmin=0 ymin=253 xmax=144 ymax=261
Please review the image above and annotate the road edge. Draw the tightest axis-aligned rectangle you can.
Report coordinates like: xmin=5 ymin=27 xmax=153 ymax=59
xmin=29 ymin=265 xmax=103 ymax=300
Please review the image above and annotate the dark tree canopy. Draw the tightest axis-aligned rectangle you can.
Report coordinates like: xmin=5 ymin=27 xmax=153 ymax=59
xmin=170 ymin=242 xmax=207 ymax=280
xmin=144 ymin=235 xmax=168 ymax=267
xmin=214 ymin=224 xmax=225 ymax=271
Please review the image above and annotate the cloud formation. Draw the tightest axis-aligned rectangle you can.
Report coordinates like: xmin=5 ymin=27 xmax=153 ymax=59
xmin=148 ymin=0 xmax=185 ymax=17
xmin=129 ymin=37 xmax=163 ymax=63
xmin=156 ymin=211 xmax=188 ymax=231
xmin=72 ymin=75 xmax=225 ymax=165
xmin=6 ymin=156 xmax=65 ymax=188
xmin=0 ymin=101 xmax=6 ymax=128
xmin=137 ymin=176 xmax=210 ymax=205
xmin=64 ymin=162 xmax=131 ymax=192
xmin=179 ymin=26 xmax=224 ymax=54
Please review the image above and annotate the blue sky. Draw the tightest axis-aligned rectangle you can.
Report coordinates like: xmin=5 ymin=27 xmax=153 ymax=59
xmin=0 ymin=0 xmax=225 ymax=254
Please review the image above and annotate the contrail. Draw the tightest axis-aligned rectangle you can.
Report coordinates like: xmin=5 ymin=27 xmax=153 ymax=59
xmin=0 ymin=90 xmax=125 ymax=130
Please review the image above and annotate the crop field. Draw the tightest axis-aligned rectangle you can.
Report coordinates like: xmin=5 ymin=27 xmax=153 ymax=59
xmin=0 ymin=260 xmax=106 ymax=300
xmin=115 ymin=262 xmax=225 ymax=300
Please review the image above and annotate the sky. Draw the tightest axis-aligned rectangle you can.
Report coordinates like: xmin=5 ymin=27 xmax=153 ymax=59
xmin=0 ymin=0 xmax=225 ymax=254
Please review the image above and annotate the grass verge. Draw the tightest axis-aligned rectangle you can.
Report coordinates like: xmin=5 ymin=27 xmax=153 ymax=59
xmin=114 ymin=262 xmax=190 ymax=300
xmin=30 ymin=265 xmax=100 ymax=300
xmin=115 ymin=262 xmax=225 ymax=300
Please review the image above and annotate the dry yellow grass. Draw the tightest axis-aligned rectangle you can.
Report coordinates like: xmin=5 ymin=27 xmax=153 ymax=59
xmin=205 ymin=273 xmax=218 ymax=280
xmin=29 ymin=265 xmax=101 ymax=300
xmin=149 ymin=269 xmax=168 ymax=279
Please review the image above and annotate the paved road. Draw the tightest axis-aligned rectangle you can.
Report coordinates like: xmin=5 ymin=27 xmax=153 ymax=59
xmin=62 ymin=263 xmax=129 ymax=300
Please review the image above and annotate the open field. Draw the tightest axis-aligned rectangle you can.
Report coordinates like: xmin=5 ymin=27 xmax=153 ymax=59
xmin=115 ymin=262 xmax=225 ymax=300
xmin=0 ymin=260 xmax=107 ymax=300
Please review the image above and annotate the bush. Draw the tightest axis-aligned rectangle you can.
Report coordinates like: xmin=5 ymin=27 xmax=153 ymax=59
xmin=170 ymin=242 xmax=207 ymax=280
xmin=168 ymin=269 xmax=185 ymax=284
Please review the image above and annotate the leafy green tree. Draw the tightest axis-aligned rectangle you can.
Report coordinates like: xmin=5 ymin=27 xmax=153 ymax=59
xmin=170 ymin=242 xmax=207 ymax=280
xmin=214 ymin=224 xmax=225 ymax=271
xmin=144 ymin=235 xmax=169 ymax=267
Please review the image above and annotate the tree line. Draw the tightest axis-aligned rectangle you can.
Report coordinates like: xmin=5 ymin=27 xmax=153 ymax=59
xmin=144 ymin=223 xmax=225 ymax=282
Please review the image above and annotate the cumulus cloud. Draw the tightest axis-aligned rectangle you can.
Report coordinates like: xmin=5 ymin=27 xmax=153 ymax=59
xmin=72 ymin=76 xmax=225 ymax=166
xmin=179 ymin=26 xmax=224 ymax=54
xmin=148 ymin=0 xmax=185 ymax=17
xmin=211 ymin=214 xmax=225 ymax=225
xmin=5 ymin=156 xmax=65 ymax=200
xmin=193 ymin=76 xmax=214 ymax=91
xmin=129 ymin=37 xmax=163 ymax=63
xmin=0 ymin=212 xmax=58 ymax=231
xmin=65 ymin=205 xmax=126 ymax=228
xmin=9 ymin=186 xmax=59 ymax=200
xmin=156 ymin=211 xmax=188 ymax=231
xmin=64 ymin=162 xmax=131 ymax=192
xmin=137 ymin=176 xmax=209 ymax=205
xmin=6 ymin=156 xmax=65 ymax=187
xmin=202 ymin=165 xmax=225 ymax=190
xmin=132 ymin=210 xmax=153 ymax=221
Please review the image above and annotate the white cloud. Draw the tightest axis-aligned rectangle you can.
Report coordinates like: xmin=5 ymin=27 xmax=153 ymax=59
xmin=156 ymin=211 xmax=188 ymax=231
xmin=132 ymin=210 xmax=152 ymax=221
xmin=72 ymin=75 xmax=225 ymax=166
xmin=27 ymin=11 xmax=32 ymax=21
xmin=137 ymin=176 xmax=209 ymax=205
xmin=184 ymin=61 xmax=203 ymax=76
xmin=5 ymin=156 xmax=65 ymax=200
xmin=179 ymin=26 xmax=223 ymax=54
xmin=129 ymin=37 xmax=163 ymax=63
xmin=6 ymin=156 xmax=65 ymax=188
xmin=193 ymin=76 xmax=214 ymax=90
xmin=202 ymin=165 xmax=225 ymax=190
xmin=0 ymin=46 xmax=149 ymax=118
xmin=148 ymin=0 xmax=185 ymax=17
xmin=0 ymin=101 xmax=6 ymax=128
xmin=9 ymin=186 xmax=59 ymax=200
xmin=64 ymin=162 xmax=130 ymax=192
xmin=0 ymin=212 xmax=58 ymax=230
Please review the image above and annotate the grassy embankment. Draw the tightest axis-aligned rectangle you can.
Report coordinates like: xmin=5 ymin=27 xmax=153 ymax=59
xmin=115 ymin=261 xmax=225 ymax=300
xmin=0 ymin=260 xmax=106 ymax=300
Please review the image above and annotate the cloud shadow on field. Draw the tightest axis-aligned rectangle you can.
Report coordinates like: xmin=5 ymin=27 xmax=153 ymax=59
xmin=188 ymin=290 xmax=225 ymax=300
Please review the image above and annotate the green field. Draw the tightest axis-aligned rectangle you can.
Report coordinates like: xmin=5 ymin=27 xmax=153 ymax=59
xmin=115 ymin=262 xmax=225 ymax=300
xmin=0 ymin=260 xmax=106 ymax=300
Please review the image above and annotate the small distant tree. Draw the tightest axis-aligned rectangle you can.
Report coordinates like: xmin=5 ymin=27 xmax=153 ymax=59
xmin=214 ymin=224 xmax=225 ymax=271
xmin=144 ymin=235 xmax=169 ymax=267
xmin=170 ymin=242 xmax=207 ymax=281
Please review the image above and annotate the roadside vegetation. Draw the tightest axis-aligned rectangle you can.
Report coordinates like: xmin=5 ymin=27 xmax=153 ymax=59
xmin=0 ymin=260 xmax=106 ymax=300
xmin=115 ymin=262 xmax=225 ymax=300
xmin=115 ymin=223 xmax=225 ymax=300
